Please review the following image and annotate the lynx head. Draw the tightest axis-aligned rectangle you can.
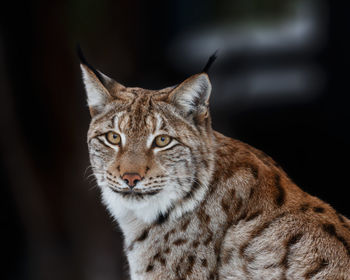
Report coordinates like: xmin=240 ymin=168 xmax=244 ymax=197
xmin=80 ymin=50 xmax=216 ymax=224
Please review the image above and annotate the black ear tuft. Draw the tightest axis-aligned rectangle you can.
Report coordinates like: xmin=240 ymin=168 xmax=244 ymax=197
xmin=76 ymin=44 xmax=105 ymax=85
xmin=76 ymin=44 xmax=88 ymax=65
xmin=201 ymin=50 xmax=218 ymax=73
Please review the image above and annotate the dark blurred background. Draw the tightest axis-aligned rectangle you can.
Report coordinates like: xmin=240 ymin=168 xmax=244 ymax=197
xmin=0 ymin=0 xmax=349 ymax=279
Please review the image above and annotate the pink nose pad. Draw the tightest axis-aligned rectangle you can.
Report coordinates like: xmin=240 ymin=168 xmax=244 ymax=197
xmin=122 ymin=173 xmax=142 ymax=188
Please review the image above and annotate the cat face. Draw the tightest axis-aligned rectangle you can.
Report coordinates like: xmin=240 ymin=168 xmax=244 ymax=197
xmin=81 ymin=60 xmax=214 ymax=223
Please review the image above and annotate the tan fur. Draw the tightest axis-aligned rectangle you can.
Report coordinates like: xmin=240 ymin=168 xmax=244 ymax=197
xmin=81 ymin=63 xmax=350 ymax=280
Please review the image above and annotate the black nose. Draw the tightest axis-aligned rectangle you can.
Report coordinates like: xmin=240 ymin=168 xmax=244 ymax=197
xmin=122 ymin=173 xmax=142 ymax=188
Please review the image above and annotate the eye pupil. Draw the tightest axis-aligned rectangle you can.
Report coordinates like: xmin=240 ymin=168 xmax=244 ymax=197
xmin=106 ymin=131 xmax=121 ymax=145
xmin=154 ymin=135 xmax=171 ymax=147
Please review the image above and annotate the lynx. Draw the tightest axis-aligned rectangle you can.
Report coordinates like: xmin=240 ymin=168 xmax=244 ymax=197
xmin=79 ymin=49 xmax=350 ymax=279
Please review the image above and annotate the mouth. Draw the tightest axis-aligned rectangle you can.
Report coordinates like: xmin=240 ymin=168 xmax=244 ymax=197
xmin=108 ymin=187 xmax=161 ymax=198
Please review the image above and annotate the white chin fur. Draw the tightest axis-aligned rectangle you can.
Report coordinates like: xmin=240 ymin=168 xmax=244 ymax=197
xmin=100 ymin=182 xmax=185 ymax=224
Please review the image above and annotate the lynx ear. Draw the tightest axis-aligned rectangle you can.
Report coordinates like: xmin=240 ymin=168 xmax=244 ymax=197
xmin=168 ymin=73 xmax=212 ymax=118
xmin=80 ymin=64 xmax=112 ymax=116
xmin=78 ymin=47 xmax=124 ymax=117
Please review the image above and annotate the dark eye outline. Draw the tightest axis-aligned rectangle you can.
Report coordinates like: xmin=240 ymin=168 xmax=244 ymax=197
xmin=153 ymin=135 xmax=172 ymax=148
xmin=106 ymin=131 xmax=121 ymax=145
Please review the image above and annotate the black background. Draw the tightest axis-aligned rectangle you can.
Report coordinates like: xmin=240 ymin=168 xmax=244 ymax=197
xmin=1 ymin=0 xmax=349 ymax=279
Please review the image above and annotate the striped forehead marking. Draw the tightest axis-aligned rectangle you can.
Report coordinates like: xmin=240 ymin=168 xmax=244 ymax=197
xmin=145 ymin=115 xmax=155 ymax=133
xmin=145 ymin=114 xmax=168 ymax=147
xmin=145 ymin=114 xmax=164 ymax=134
xmin=112 ymin=112 xmax=124 ymax=129
xmin=113 ymin=112 xmax=130 ymax=132
xmin=155 ymin=114 xmax=165 ymax=131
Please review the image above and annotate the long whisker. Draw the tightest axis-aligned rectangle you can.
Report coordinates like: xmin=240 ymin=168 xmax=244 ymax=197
xmin=83 ymin=165 xmax=94 ymax=177
xmin=88 ymin=182 xmax=100 ymax=191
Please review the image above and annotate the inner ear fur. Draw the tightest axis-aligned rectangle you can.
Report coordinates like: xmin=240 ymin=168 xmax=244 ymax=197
xmin=80 ymin=64 xmax=114 ymax=117
xmin=167 ymin=73 xmax=212 ymax=119
xmin=78 ymin=46 xmax=130 ymax=117
xmin=80 ymin=63 xmax=128 ymax=117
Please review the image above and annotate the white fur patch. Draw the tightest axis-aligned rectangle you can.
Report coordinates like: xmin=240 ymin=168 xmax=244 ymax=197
xmin=81 ymin=65 xmax=110 ymax=111
xmin=172 ymin=73 xmax=211 ymax=113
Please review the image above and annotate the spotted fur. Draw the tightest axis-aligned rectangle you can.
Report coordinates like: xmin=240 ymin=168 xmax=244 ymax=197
xmin=80 ymin=58 xmax=350 ymax=279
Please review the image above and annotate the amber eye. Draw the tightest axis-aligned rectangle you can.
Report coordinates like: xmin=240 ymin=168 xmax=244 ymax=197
xmin=154 ymin=135 xmax=171 ymax=147
xmin=106 ymin=131 xmax=121 ymax=145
